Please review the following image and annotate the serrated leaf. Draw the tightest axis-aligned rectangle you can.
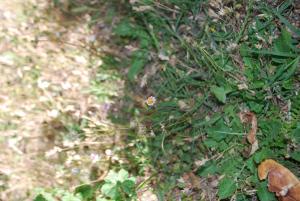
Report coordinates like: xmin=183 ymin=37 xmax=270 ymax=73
xmin=218 ymin=177 xmax=236 ymax=199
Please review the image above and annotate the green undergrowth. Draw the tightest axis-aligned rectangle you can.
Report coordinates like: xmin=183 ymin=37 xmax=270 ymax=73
xmin=111 ymin=0 xmax=300 ymax=200
xmin=35 ymin=0 xmax=300 ymax=200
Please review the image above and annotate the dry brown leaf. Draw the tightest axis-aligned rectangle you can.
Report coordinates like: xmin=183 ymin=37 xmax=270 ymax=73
xmin=258 ymin=159 xmax=300 ymax=201
xmin=239 ymin=111 xmax=258 ymax=155
xmin=239 ymin=111 xmax=257 ymax=144
xmin=182 ymin=172 xmax=201 ymax=190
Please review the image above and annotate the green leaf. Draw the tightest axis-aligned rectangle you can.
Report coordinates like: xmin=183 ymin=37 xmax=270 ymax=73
xmin=203 ymin=139 xmax=218 ymax=147
xmin=211 ymin=86 xmax=228 ymax=103
xmin=117 ymin=169 xmax=129 ymax=182
xmin=246 ymin=158 xmax=256 ymax=173
xmin=105 ymin=170 xmax=119 ymax=183
xmin=257 ymin=181 xmax=276 ymax=201
xmin=128 ymin=51 xmax=147 ymax=81
xmin=247 ymin=101 xmax=264 ymax=113
xmin=219 ymin=158 xmax=242 ymax=175
xmin=101 ymin=183 xmax=118 ymax=199
xmin=274 ymin=29 xmax=292 ymax=53
xmin=290 ymin=151 xmax=300 ymax=162
xmin=269 ymin=57 xmax=300 ymax=84
xmin=242 ymin=49 xmax=297 ymax=57
xmin=114 ymin=20 xmax=135 ymax=37
xmin=33 ymin=190 xmax=56 ymax=201
xmin=254 ymin=149 xmax=272 ymax=163
xmin=218 ymin=177 xmax=236 ymax=199
xmin=34 ymin=195 xmax=47 ymax=201
xmin=207 ymin=120 xmax=231 ymax=141
xmin=197 ymin=162 xmax=218 ymax=176
xmin=75 ymin=184 xmax=94 ymax=200
xmin=121 ymin=180 xmax=136 ymax=195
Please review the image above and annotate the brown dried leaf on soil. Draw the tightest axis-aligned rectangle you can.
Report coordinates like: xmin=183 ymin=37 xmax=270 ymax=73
xmin=239 ymin=111 xmax=258 ymax=155
xmin=258 ymin=159 xmax=300 ymax=201
xmin=182 ymin=172 xmax=201 ymax=190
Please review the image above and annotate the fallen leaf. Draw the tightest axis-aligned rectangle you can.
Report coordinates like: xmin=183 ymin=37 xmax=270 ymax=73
xmin=181 ymin=172 xmax=201 ymax=190
xmin=239 ymin=111 xmax=258 ymax=156
xmin=258 ymin=159 xmax=300 ymax=201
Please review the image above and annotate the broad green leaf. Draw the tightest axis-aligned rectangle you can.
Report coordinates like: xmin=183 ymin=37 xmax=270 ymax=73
xmin=219 ymin=158 xmax=242 ymax=174
xmin=274 ymin=29 xmax=292 ymax=53
xmin=33 ymin=195 xmax=47 ymax=201
xmin=218 ymin=177 xmax=236 ymax=199
xmin=211 ymin=86 xmax=227 ymax=103
xmin=117 ymin=169 xmax=129 ymax=182
xmin=101 ymin=183 xmax=118 ymax=199
xmin=121 ymin=180 xmax=136 ymax=195
xmin=33 ymin=190 xmax=56 ymax=201
xmin=257 ymin=181 xmax=276 ymax=201
xmin=203 ymin=139 xmax=218 ymax=147
xmin=105 ymin=170 xmax=119 ymax=183
xmin=254 ymin=149 xmax=272 ymax=163
xmin=247 ymin=101 xmax=264 ymax=113
xmin=75 ymin=184 xmax=94 ymax=200
xmin=197 ymin=162 xmax=218 ymax=176
xmin=235 ymin=193 xmax=249 ymax=201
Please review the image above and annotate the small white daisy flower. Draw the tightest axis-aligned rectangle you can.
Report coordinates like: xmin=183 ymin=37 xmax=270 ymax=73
xmin=146 ymin=96 xmax=156 ymax=106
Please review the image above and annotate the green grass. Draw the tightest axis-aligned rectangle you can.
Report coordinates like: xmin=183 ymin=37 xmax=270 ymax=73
xmin=35 ymin=0 xmax=300 ymax=200
xmin=111 ymin=0 xmax=300 ymax=200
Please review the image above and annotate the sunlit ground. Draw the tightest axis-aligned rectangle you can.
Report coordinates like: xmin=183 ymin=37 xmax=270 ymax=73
xmin=0 ymin=1 xmax=123 ymax=200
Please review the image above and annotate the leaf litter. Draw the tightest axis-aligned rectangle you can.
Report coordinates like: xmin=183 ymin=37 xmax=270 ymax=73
xmin=239 ymin=111 xmax=259 ymax=156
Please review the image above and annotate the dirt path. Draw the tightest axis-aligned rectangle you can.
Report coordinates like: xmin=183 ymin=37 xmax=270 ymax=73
xmin=0 ymin=1 xmax=116 ymax=200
